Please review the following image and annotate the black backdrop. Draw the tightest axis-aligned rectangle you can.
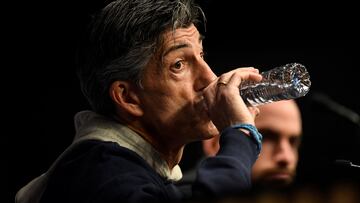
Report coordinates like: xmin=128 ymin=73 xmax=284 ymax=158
xmin=6 ymin=0 xmax=360 ymax=202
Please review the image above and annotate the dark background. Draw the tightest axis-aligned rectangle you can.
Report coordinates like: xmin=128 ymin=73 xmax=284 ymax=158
xmin=6 ymin=0 xmax=360 ymax=202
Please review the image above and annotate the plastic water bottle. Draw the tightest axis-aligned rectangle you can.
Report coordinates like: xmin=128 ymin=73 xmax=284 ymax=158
xmin=240 ymin=62 xmax=311 ymax=106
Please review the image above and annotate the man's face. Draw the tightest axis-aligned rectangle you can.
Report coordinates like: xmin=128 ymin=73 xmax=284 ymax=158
xmin=251 ymin=100 xmax=302 ymax=188
xmin=137 ymin=24 xmax=218 ymax=147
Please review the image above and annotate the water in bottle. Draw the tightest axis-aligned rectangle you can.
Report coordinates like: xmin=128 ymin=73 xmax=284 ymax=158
xmin=240 ymin=62 xmax=311 ymax=106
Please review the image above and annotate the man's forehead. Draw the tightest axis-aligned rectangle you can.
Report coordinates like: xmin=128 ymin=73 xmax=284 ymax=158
xmin=162 ymin=24 xmax=201 ymax=45
xmin=256 ymin=112 xmax=302 ymax=137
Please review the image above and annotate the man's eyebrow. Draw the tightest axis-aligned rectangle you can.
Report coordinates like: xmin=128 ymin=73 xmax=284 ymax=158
xmin=163 ymin=43 xmax=190 ymax=57
xmin=258 ymin=128 xmax=279 ymax=136
xmin=163 ymin=35 xmax=204 ymax=57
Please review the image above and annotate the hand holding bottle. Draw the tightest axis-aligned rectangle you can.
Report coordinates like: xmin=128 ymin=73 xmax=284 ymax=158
xmin=202 ymin=67 xmax=262 ymax=132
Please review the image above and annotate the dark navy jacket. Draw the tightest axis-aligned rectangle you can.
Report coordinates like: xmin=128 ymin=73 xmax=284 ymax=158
xmin=40 ymin=128 xmax=257 ymax=203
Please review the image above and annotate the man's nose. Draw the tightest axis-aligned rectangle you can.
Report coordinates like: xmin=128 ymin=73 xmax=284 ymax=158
xmin=274 ymin=140 xmax=296 ymax=167
xmin=194 ymin=59 xmax=217 ymax=91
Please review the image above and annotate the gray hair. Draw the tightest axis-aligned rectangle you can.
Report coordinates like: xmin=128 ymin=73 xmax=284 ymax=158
xmin=76 ymin=0 xmax=205 ymax=116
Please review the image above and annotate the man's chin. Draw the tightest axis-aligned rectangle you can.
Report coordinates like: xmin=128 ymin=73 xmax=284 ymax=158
xmin=197 ymin=119 xmax=218 ymax=134
xmin=267 ymin=178 xmax=293 ymax=188
xmin=254 ymin=176 xmax=294 ymax=189
xmin=204 ymin=122 xmax=219 ymax=139
xmin=187 ymin=122 xmax=218 ymax=142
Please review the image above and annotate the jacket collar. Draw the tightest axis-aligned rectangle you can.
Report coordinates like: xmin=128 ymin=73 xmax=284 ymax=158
xmin=74 ymin=110 xmax=183 ymax=181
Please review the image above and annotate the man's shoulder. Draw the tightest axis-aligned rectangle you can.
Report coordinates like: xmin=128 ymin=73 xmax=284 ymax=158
xmin=41 ymin=140 xmax=168 ymax=202
xmin=57 ymin=139 xmax=158 ymax=177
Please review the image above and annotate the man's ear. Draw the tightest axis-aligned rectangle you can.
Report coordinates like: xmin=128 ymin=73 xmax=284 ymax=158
xmin=109 ymin=81 xmax=143 ymax=117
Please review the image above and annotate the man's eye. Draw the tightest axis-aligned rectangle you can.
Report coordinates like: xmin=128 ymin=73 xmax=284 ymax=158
xmin=200 ymin=51 xmax=205 ymax=59
xmin=290 ymin=137 xmax=301 ymax=147
xmin=174 ymin=60 xmax=183 ymax=69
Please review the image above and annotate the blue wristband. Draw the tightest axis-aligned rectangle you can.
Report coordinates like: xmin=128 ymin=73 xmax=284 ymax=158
xmin=230 ymin=123 xmax=262 ymax=156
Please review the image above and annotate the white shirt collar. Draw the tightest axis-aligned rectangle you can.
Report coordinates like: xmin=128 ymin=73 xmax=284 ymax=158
xmin=73 ymin=110 xmax=183 ymax=181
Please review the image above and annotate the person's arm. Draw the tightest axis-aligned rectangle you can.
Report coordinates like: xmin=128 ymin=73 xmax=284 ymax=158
xmin=192 ymin=127 xmax=258 ymax=198
xmin=192 ymin=68 xmax=262 ymax=200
